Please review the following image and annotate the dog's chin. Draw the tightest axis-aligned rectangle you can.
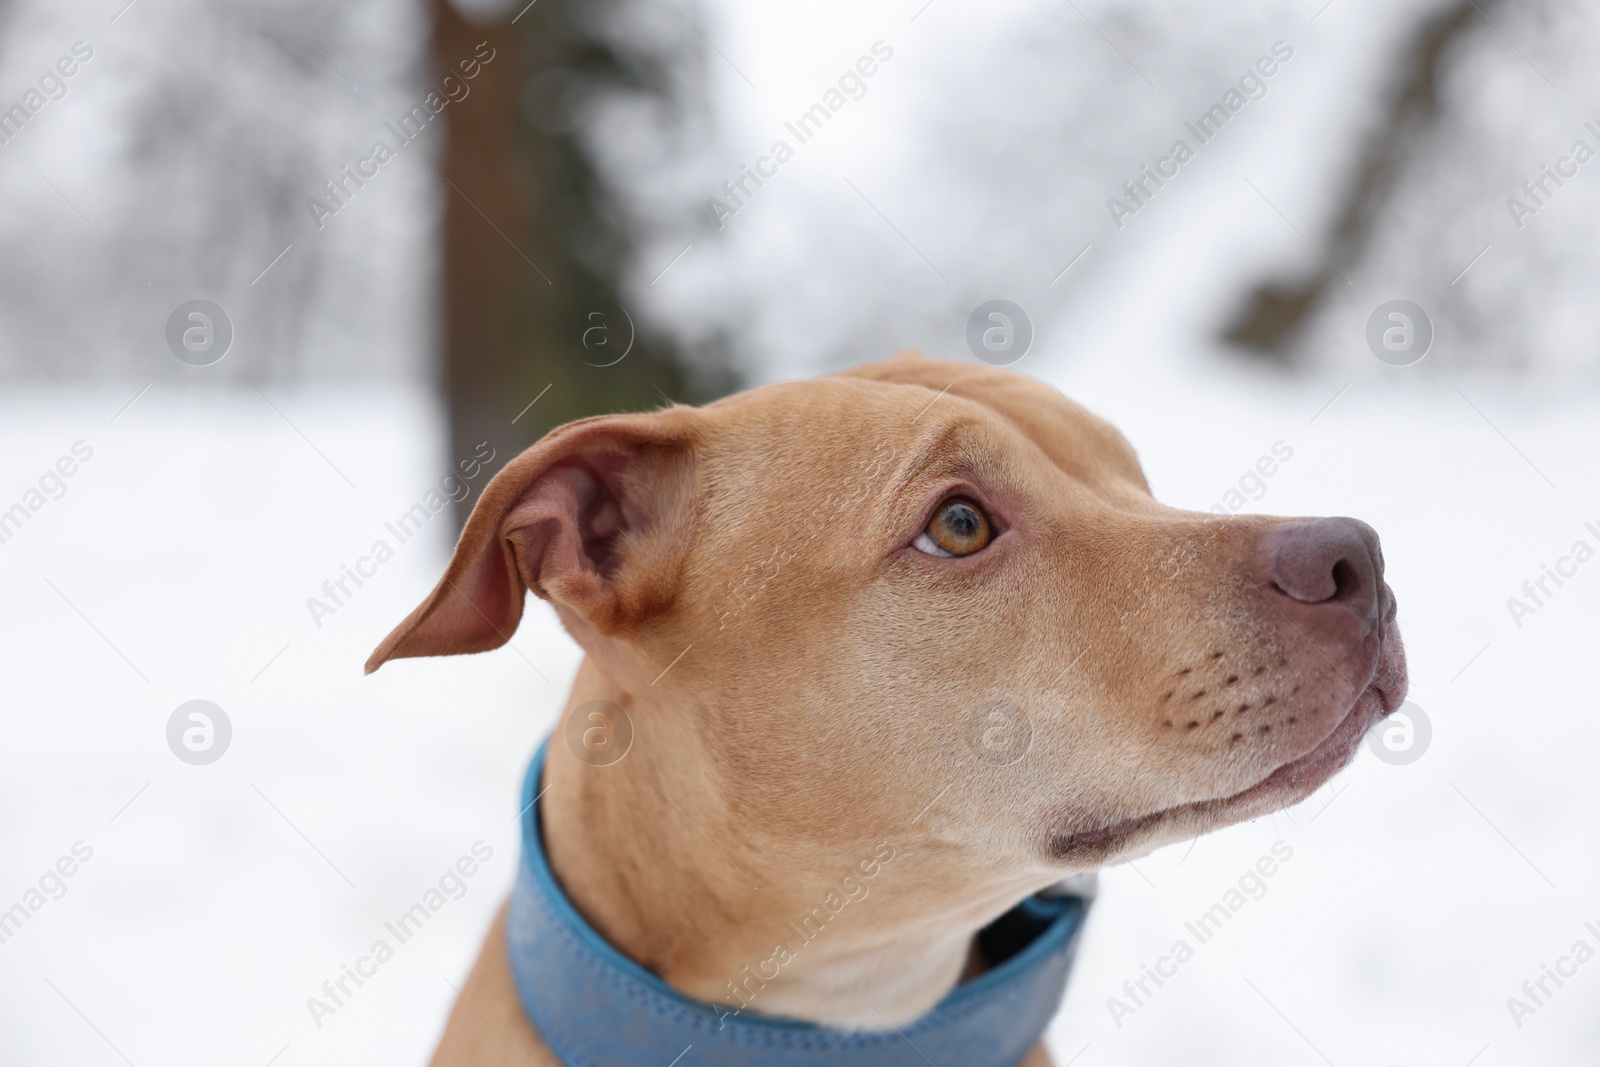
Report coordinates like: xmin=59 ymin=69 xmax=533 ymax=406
xmin=1049 ymin=623 xmax=1409 ymax=866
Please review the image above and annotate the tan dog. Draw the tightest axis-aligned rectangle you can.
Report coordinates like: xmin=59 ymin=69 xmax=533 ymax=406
xmin=367 ymin=352 xmax=1407 ymax=1066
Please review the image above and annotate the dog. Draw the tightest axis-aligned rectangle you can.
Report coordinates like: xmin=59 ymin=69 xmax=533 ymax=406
xmin=366 ymin=351 xmax=1408 ymax=1066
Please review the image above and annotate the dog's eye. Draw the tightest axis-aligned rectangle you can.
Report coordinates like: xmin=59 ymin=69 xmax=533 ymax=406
xmin=914 ymin=498 xmax=993 ymax=558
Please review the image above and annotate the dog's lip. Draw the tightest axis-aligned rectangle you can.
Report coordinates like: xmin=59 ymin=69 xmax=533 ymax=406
xmin=1050 ymin=812 xmax=1162 ymax=852
xmin=1199 ymin=590 xmax=1408 ymax=812
xmin=1052 ymin=604 xmax=1408 ymax=860
xmin=1051 ymin=694 xmax=1376 ymax=860
xmin=1197 ymin=679 xmax=1388 ymax=811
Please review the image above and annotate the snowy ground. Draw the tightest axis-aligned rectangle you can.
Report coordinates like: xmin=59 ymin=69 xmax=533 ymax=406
xmin=2 ymin=358 xmax=1596 ymax=1066
xmin=0 ymin=384 xmax=580 ymax=1066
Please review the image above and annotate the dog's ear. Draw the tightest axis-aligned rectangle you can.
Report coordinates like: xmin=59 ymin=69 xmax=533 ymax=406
xmin=365 ymin=411 xmax=697 ymax=673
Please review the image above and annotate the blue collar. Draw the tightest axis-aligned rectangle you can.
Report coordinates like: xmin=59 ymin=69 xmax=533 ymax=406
xmin=505 ymin=741 xmax=1090 ymax=1067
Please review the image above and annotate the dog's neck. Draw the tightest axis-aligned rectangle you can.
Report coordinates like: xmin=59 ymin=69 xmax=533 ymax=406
xmin=538 ymin=658 xmax=1042 ymax=1029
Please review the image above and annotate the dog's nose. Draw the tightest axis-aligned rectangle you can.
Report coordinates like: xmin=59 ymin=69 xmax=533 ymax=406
xmin=1266 ymin=517 xmax=1385 ymax=621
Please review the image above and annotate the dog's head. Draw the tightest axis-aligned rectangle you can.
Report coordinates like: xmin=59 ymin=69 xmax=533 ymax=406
xmin=370 ymin=352 xmax=1405 ymax=891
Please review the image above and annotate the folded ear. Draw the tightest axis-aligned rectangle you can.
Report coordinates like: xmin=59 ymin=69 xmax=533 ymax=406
xmin=365 ymin=410 xmax=696 ymax=673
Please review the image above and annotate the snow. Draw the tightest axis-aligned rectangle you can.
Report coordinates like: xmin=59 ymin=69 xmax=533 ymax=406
xmin=0 ymin=385 xmax=579 ymax=1066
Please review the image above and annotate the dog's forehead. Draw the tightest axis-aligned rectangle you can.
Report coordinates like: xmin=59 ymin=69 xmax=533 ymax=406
xmin=701 ymin=354 xmax=1149 ymax=499
xmin=852 ymin=356 xmax=1145 ymax=486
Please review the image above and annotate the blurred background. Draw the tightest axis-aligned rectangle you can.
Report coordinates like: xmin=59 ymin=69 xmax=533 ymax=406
xmin=2 ymin=0 xmax=1597 ymax=1063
